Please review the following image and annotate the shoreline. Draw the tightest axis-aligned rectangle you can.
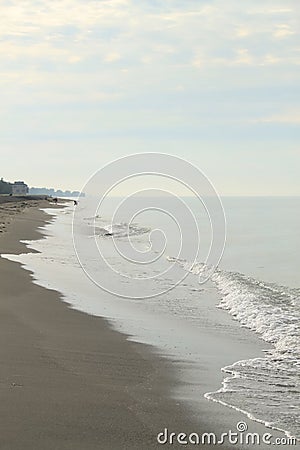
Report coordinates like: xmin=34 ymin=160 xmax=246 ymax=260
xmin=0 ymin=201 xmax=207 ymax=449
xmin=0 ymin=201 xmax=292 ymax=449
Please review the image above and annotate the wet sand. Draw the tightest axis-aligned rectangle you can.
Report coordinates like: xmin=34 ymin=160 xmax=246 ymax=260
xmin=0 ymin=200 xmax=291 ymax=450
xmin=0 ymin=200 xmax=206 ymax=449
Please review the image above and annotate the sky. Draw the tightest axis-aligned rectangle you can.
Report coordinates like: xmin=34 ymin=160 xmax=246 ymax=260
xmin=1 ymin=0 xmax=299 ymax=195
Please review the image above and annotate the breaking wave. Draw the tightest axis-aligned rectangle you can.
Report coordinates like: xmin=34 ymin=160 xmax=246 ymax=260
xmin=174 ymin=259 xmax=300 ymax=440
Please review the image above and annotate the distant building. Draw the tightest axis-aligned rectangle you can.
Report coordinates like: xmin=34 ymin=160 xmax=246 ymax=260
xmin=12 ymin=181 xmax=29 ymax=196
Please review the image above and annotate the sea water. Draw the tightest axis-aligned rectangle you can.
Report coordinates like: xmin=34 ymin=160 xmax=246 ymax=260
xmin=2 ymin=196 xmax=299 ymax=440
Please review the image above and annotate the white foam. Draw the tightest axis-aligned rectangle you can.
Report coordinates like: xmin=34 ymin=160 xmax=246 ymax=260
xmin=181 ymin=261 xmax=300 ymax=440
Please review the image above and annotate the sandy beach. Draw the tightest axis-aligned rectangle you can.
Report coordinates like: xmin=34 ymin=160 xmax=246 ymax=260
xmin=2 ymin=0 xmax=299 ymax=445
xmin=0 ymin=199 xmax=204 ymax=449
xmin=0 ymin=199 xmax=294 ymax=450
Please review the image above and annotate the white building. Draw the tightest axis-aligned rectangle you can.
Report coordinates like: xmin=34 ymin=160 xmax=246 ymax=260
xmin=12 ymin=181 xmax=29 ymax=196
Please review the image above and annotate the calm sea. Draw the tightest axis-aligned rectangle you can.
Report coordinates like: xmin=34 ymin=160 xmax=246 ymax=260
xmin=3 ymin=196 xmax=300 ymax=439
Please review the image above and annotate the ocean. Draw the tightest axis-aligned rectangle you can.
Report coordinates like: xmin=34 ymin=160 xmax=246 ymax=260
xmin=3 ymin=196 xmax=300 ymax=440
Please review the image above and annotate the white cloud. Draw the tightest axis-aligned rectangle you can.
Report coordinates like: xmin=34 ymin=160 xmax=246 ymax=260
xmin=0 ymin=41 xmax=69 ymax=60
xmin=191 ymin=57 xmax=204 ymax=68
xmin=234 ymin=48 xmax=253 ymax=65
xmin=261 ymin=54 xmax=282 ymax=65
xmin=0 ymin=0 xmax=131 ymax=35
xmin=104 ymin=52 xmax=122 ymax=63
xmin=191 ymin=50 xmax=286 ymax=69
xmin=68 ymin=55 xmax=82 ymax=64
xmin=254 ymin=110 xmax=300 ymax=125
xmin=1 ymin=0 xmax=300 ymax=120
xmin=247 ymin=7 xmax=293 ymax=15
xmin=273 ymin=24 xmax=295 ymax=38
xmin=235 ymin=27 xmax=252 ymax=38
xmin=0 ymin=0 xmax=299 ymax=196
xmin=0 ymin=0 xmax=299 ymax=73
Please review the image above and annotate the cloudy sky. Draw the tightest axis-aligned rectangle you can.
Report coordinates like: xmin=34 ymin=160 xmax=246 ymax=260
xmin=1 ymin=0 xmax=299 ymax=195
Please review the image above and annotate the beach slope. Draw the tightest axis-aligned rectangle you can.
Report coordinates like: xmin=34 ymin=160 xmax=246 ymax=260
xmin=0 ymin=200 xmax=204 ymax=449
